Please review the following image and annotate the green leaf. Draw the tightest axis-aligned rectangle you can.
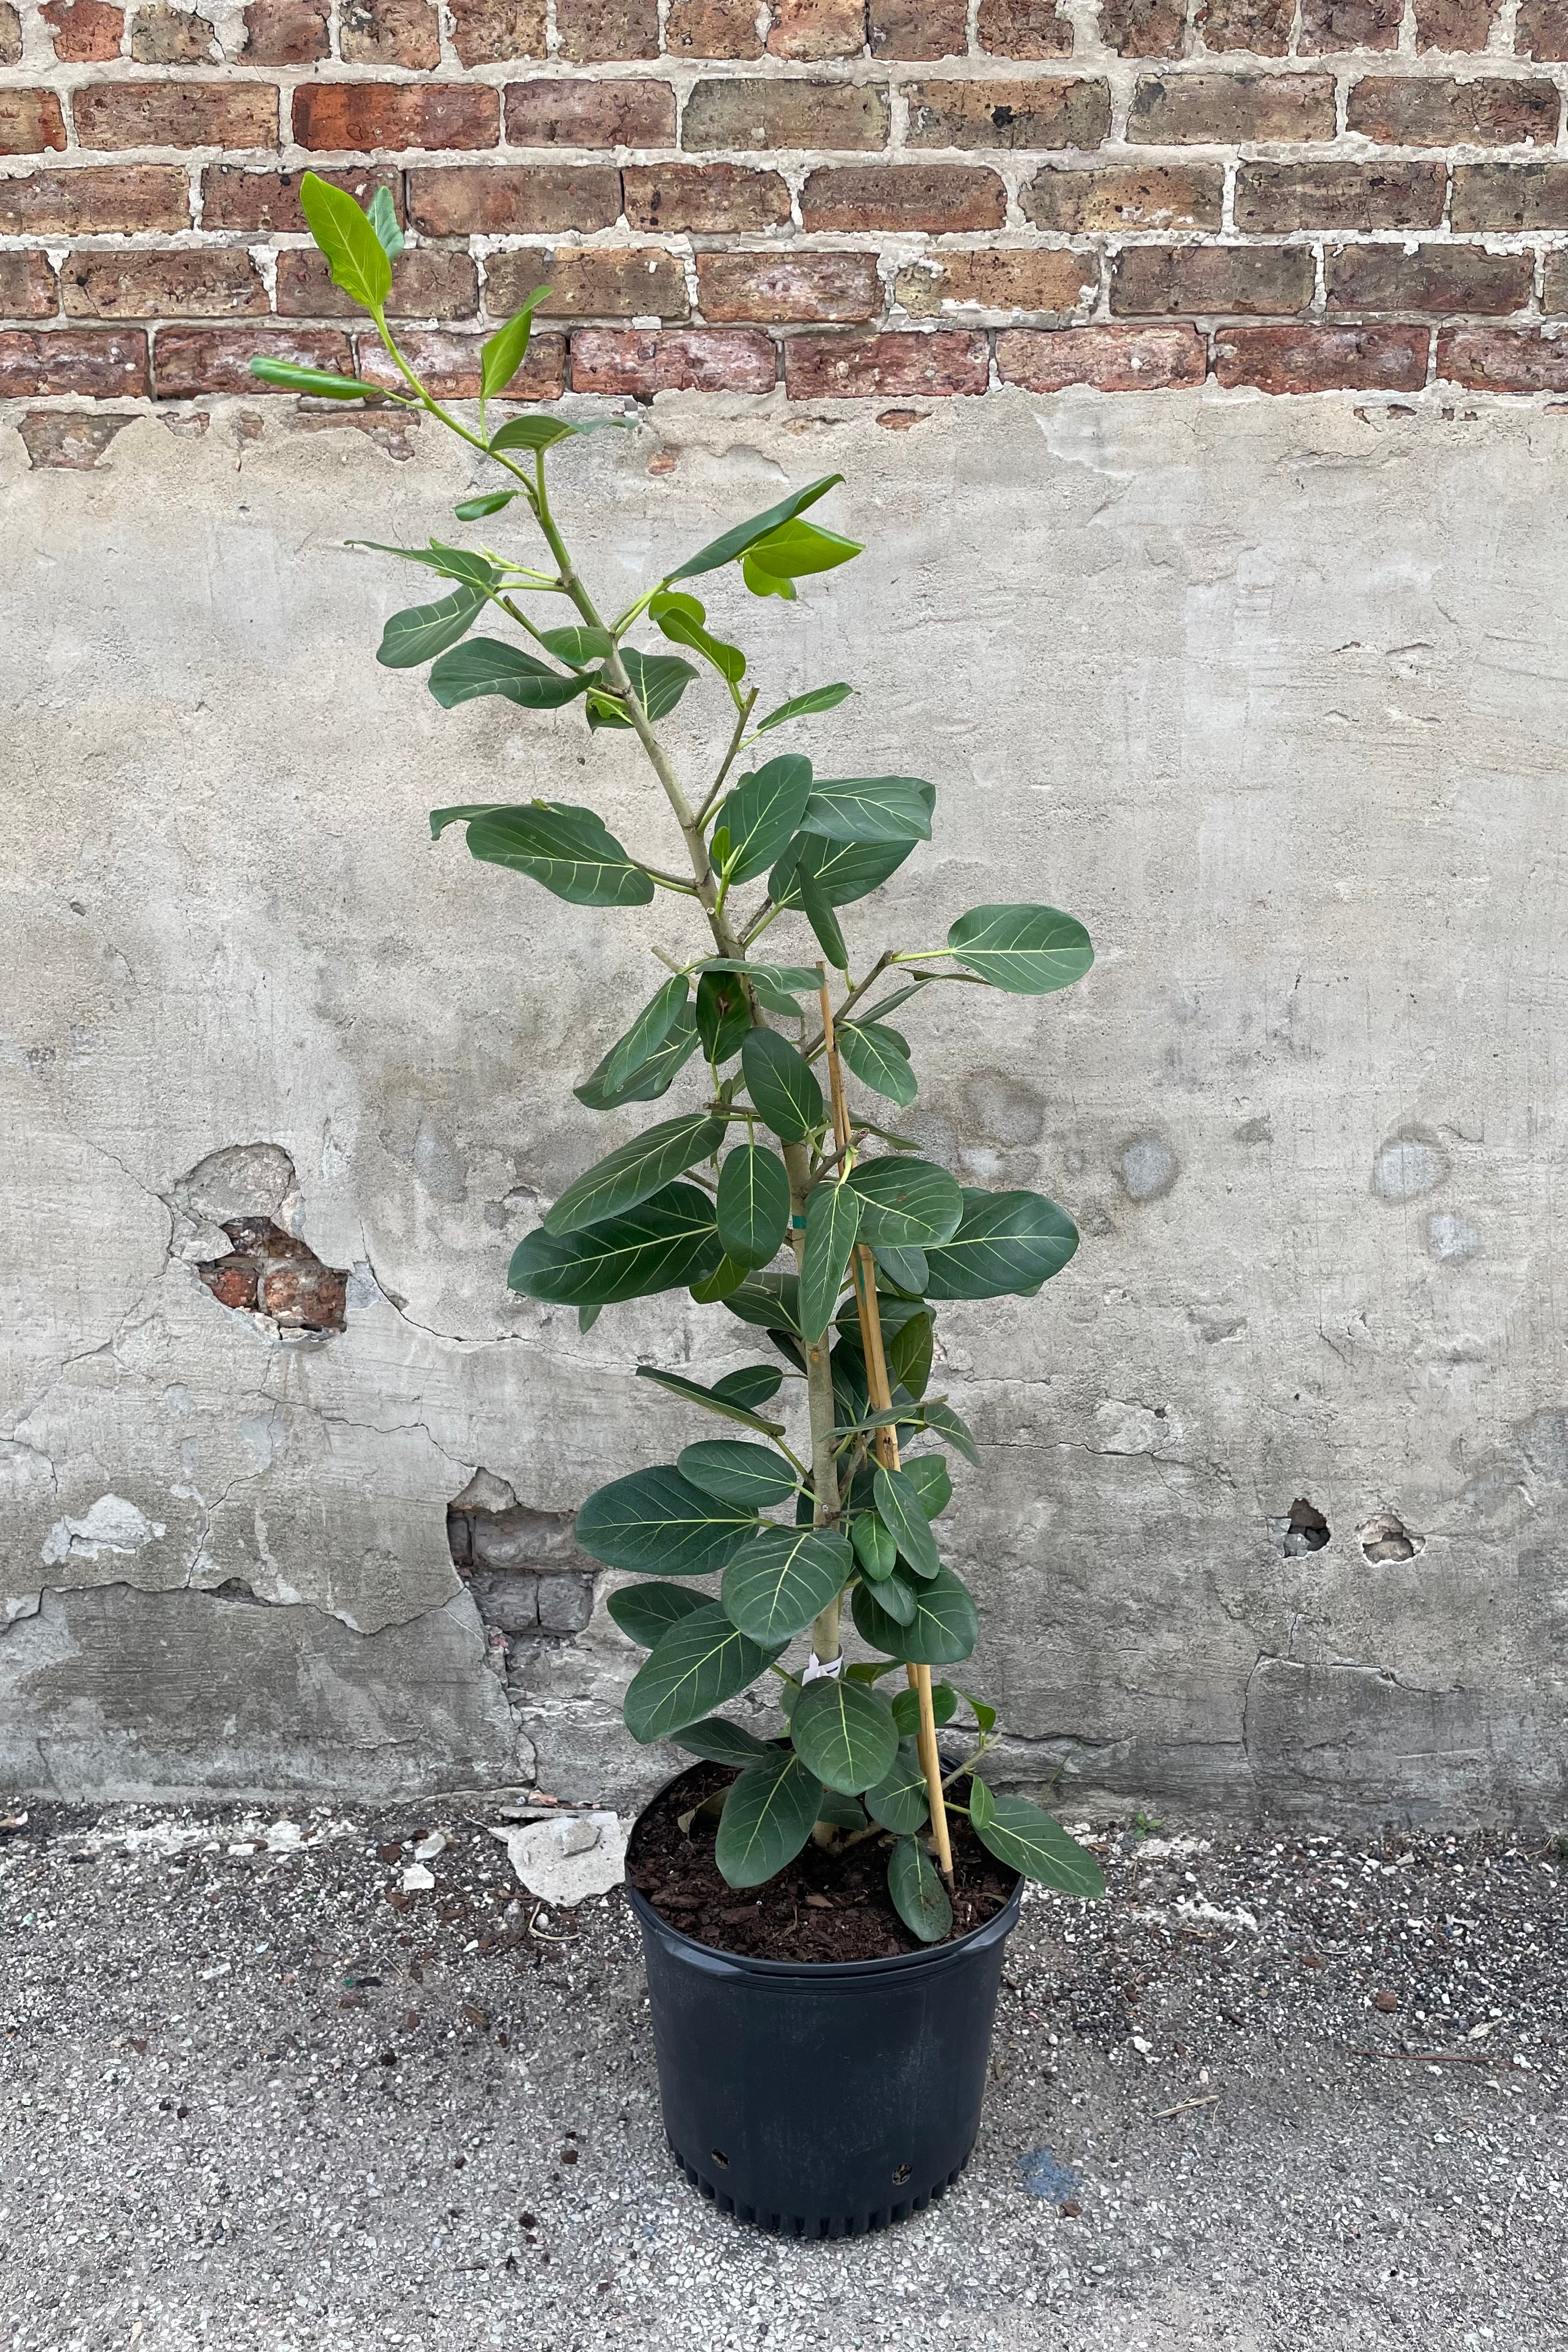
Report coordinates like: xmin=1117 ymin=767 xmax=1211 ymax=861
xmin=845 ymin=1658 xmax=901 ymax=1684
xmin=635 ymin=1362 xmax=785 ymax=1437
xmin=721 ymin=1524 xmax=852 ymax=1645
xmin=916 ymin=1398 xmax=979 ymax=1466
xmin=873 ymin=1244 xmax=928 ymax=1294
xmin=851 ymin=1563 xmax=978 ymax=1666
xmin=888 ymin=1836 xmax=952 ymax=1943
xmin=799 ymin=1181 xmax=860 ymax=1343
xmin=620 ymin=649 xmax=698 ymax=720
xmin=429 ymin=639 xmax=588 ymax=713
xmin=606 ymin=1580 xmax=708 ymax=1649
xmin=650 ymin=590 xmax=746 ymax=685
xmin=860 ymin=982 xmax=930 ymax=1024
xmin=849 ymin=1511 xmax=895 ymax=1583
xmin=720 ymin=1267 xmax=803 ymax=1339
xmin=902 ymin=1452 xmax=953 ymax=1521
xmin=923 ymin=1189 xmax=1079 ymax=1300
xmin=713 ymin=756 xmax=813 ymax=887
xmin=847 ymin=1158 xmax=963 ymax=1249
xmin=797 ymin=863 xmax=848 ymax=971
xmin=578 ymin=1303 xmax=601 ymax=1334
xmin=743 ymin=517 xmax=863 ymax=586
xmin=802 ymin=777 xmax=933 ymax=845
xmin=454 ymin=489 xmax=520 ymax=521
xmin=891 ymin=1681 xmax=956 ymax=1738
xmin=697 ymin=960 xmax=824 ymax=993
xmin=481 ymin=286 xmax=548 ymax=404
xmin=463 ymin=802 xmax=654 ymax=908
xmin=688 ymin=1253 xmax=749 ymax=1306
xmin=864 ymin=1741 xmax=930 ymax=1835
xmin=598 ymin=977 xmax=690 ymax=1098
xmin=247 ymin=356 xmax=384 ymax=400
xmin=836 ymin=1021 xmax=916 ymax=1107
xmin=544 ymin=1113 xmax=725 ymax=1237
xmin=968 ymin=1786 xmax=1105 ymax=1899
xmin=816 ymin=1787 xmax=866 ymax=1831
xmin=716 ymin=1145 xmax=791 ymax=1270
xmin=711 ymin=1364 xmax=786 ymax=1409
xmin=755 ymin=682 xmax=854 ymax=734
xmin=873 ymin=1464 xmax=942 ymax=1582
xmin=671 ymin=1714 xmax=780 ymax=1768
xmin=624 ymin=1602 xmax=782 ymax=1742
xmin=538 ymin=625 xmax=617 ymax=668
xmin=713 ymin=1751 xmax=821 ymax=1888
xmin=668 ymin=475 xmax=844 ymax=583
xmin=695 ymin=970 xmax=750 ymax=1068
xmin=677 ymin=1438 xmax=797 ymax=1511
xmin=789 ymin=1675 xmax=899 ymax=1796
xmin=961 ymin=1688 xmax=997 ymax=1735
xmin=769 ymin=824 xmax=928 ymax=912
xmin=741 ymin=1028 xmax=824 ymax=1144
xmin=509 ymin=1181 xmax=721 ymax=1307
xmin=576 ymin=1005 xmax=701 ymax=1110
xmin=867 ymin=1566 xmax=918 ymax=1624
xmin=885 ymin=1310 xmax=933 ymax=1402
xmin=366 ymin=184 xmax=404 ymax=262
xmin=376 ymin=583 xmax=487 ymax=671
xmin=354 ymin=540 xmax=502 ymax=590
xmin=947 ymin=904 xmax=1094 ymax=995
xmin=576 ymin=1464 xmax=756 ymax=1577
xmin=299 ymin=170 xmax=391 ymax=312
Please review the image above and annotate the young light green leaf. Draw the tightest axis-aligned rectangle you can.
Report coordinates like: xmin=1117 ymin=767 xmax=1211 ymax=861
xmin=922 ymin=1189 xmax=1079 ymax=1300
xmin=721 ymin=1524 xmax=853 ymax=1646
xmin=891 ymin=1681 xmax=956 ymax=1740
xmin=672 ymin=1714 xmax=781 ymax=1768
xmin=606 ymin=1580 xmax=708 ymax=1649
xmin=576 ymin=1464 xmax=757 ymax=1577
xmin=846 ymin=1157 xmax=963 ymax=1248
xmin=624 ymin=1602 xmax=782 ymax=1742
xmin=489 ymin=414 xmax=574 ymax=453
xmin=650 ymin=590 xmax=746 ymax=685
xmin=509 ymin=1181 xmax=721 ymax=1307
xmin=712 ymin=755 xmax=813 ymax=886
xmin=837 ymin=1021 xmax=916 ymax=1106
xmin=864 ymin=1741 xmax=929 ymax=1835
xmin=544 ymin=1112 xmax=726 ymax=1237
xmin=538 ymin=624 xmax=617 ymax=668
xmin=454 ymin=488 xmax=520 ymax=521
xmin=576 ymin=1004 xmax=701 ymax=1110
xmin=667 ymin=474 xmax=844 ymax=583
xmin=376 ymin=583 xmax=486 ymax=671
xmin=367 ymin=184 xmax=404 ymax=262
xmin=960 ymin=1688 xmax=997 ymax=1735
xmin=850 ymin=1563 xmax=978 ymax=1666
xmin=874 ymin=1464 xmax=942 ymax=1581
xmin=429 ymin=638 xmax=589 ymax=713
xmin=743 ymin=517 xmax=862 ymax=587
xmin=247 ymin=356 xmax=385 ymax=400
xmin=799 ymin=1181 xmax=861 ymax=1343
xmin=802 ymin=776 xmax=933 ymax=845
xmin=716 ymin=1145 xmax=791 ymax=1270
xmin=677 ymin=1438 xmax=797 ymax=1511
xmin=598 ymin=977 xmax=689 ymax=1097
xmin=299 ymin=170 xmax=392 ymax=313
xmin=741 ymin=1028 xmax=824 ymax=1144
xmin=789 ymin=1674 xmax=900 ymax=1795
xmin=713 ymin=1751 xmax=821 ymax=1888
xmin=946 ymin=904 xmax=1094 ymax=995
xmin=481 ymin=285 xmax=548 ymax=404
xmin=634 ymin=1362 xmax=786 ymax=1437
xmin=968 ymin=1787 xmax=1106 ymax=1900
xmin=755 ymin=682 xmax=853 ymax=734
xmin=464 ymin=802 xmax=654 ymax=908
xmin=888 ymin=1836 xmax=952 ymax=1943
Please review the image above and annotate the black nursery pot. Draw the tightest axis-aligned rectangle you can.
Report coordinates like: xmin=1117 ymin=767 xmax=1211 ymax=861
xmin=624 ymin=1774 xmax=1023 ymax=2239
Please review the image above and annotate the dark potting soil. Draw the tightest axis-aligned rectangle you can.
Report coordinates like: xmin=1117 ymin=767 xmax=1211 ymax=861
xmin=624 ymin=1760 xmax=1019 ymax=1963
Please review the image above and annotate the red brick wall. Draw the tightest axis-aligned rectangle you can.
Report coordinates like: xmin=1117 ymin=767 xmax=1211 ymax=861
xmin=5 ymin=0 xmax=1568 ymax=401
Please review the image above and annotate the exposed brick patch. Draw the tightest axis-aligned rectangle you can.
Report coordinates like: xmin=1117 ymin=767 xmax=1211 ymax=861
xmin=624 ymin=162 xmax=792 ymax=229
xmin=198 ymin=1219 xmax=349 ymax=1334
xmin=1111 ymin=243 xmax=1314 ymax=317
xmin=408 ymin=163 xmax=621 ymax=232
xmin=450 ymin=0 xmax=547 ymax=60
xmin=666 ymin=0 xmax=763 ymax=53
xmin=683 ymin=76 xmax=888 ymax=150
xmin=356 ymin=325 xmax=566 ymax=395
xmin=1194 ymin=0 xmax=1292 ymax=51
xmin=996 ymin=322 xmax=1206 ymax=390
xmin=154 ymin=323 xmax=352 ymax=395
xmin=0 ymin=91 xmax=69 ymax=153
xmin=19 ymin=408 xmax=136 ymax=466
xmin=570 ymin=325 xmax=776 ymax=393
xmin=1235 ymin=161 xmax=1446 ymax=232
xmin=293 ymin=83 xmax=498 ymax=152
xmin=0 ymin=164 xmax=190 ymax=232
xmin=800 ymin=163 xmax=1008 ymax=232
xmin=1345 ymin=76 xmax=1559 ymax=146
xmin=696 ymin=249 xmax=880 ymax=321
xmin=869 ymin=0 xmax=967 ymax=55
xmin=0 ymin=2 xmax=20 ymax=61
xmin=1514 ymin=0 xmax=1568 ymax=57
xmin=0 ymin=253 xmax=58 ymax=319
xmin=279 ymin=247 xmax=480 ymax=317
xmin=130 ymin=4 xmax=220 ymax=61
xmin=76 ymin=80 xmax=277 ymax=148
xmin=1451 ymin=162 xmax=1568 ymax=229
xmin=767 ymin=0 xmax=865 ymax=56
xmin=1326 ymin=241 xmax=1532 ymax=314
xmin=201 ymin=164 xmax=400 ymax=232
xmin=1214 ymin=322 xmax=1428 ymax=391
xmin=1436 ymin=324 xmax=1568 ymax=387
xmin=1098 ymin=0 xmax=1186 ymax=54
xmin=1298 ymin=0 xmax=1400 ymax=50
xmin=504 ymin=76 xmax=674 ymax=145
xmin=1129 ymin=74 xmax=1335 ymax=144
xmin=0 ymin=327 xmax=148 ymax=397
xmin=1412 ymin=0 xmax=1499 ymax=46
xmin=240 ymin=0 xmax=328 ymax=61
xmin=62 ymin=248 xmax=268 ymax=318
xmin=894 ymin=248 xmax=1096 ymax=316
xmin=905 ymin=77 xmax=1111 ymax=149
xmin=1025 ymin=163 xmax=1222 ymax=230
xmin=977 ymin=0 xmax=1073 ymax=51
xmin=786 ymin=329 xmax=989 ymax=397
xmin=41 ymin=0 xmax=123 ymax=60
xmin=341 ymin=0 xmax=440 ymax=66
xmin=489 ymin=244 xmax=687 ymax=317
xmin=555 ymin=0 xmax=658 ymax=59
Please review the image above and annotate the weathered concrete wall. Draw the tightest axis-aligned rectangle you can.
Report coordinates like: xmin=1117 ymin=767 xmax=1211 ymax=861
xmin=4 ymin=385 xmax=1567 ymax=1825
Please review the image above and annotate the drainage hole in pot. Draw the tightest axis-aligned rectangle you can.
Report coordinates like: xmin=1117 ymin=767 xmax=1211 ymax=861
xmin=892 ymin=2162 xmax=911 ymax=2185
xmin=710 ymin=2150 xmax=729 ymax=2169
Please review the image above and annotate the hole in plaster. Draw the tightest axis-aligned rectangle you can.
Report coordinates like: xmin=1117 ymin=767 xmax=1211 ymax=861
xmin=1275 ymin=1497 xmax=1331 ymax=1557
xmin=448 ymin=1471 xmax=597 ymax=1650
xmin=197 ymin=1219 xmax=348 ymax=1334
xmin=1359 ymin=1511 xmax=1423 ymax=1564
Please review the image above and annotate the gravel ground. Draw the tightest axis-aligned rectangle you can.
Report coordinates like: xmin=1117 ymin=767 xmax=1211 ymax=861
xmin=2 ymin=1799 xmax=1564 ymax=2352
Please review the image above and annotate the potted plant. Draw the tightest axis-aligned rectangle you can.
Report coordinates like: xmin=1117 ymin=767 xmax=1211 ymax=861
xmin=251 ymin=177 xmax=1107 ymax=2238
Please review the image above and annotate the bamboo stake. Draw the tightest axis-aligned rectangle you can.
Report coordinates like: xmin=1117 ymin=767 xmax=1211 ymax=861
xmin=817 ymin=968 xmax=955 ymax=1886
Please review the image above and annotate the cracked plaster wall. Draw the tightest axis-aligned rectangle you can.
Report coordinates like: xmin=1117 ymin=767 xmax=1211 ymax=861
xmin=4 ymin=386 xmax=1567 ymax=1825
